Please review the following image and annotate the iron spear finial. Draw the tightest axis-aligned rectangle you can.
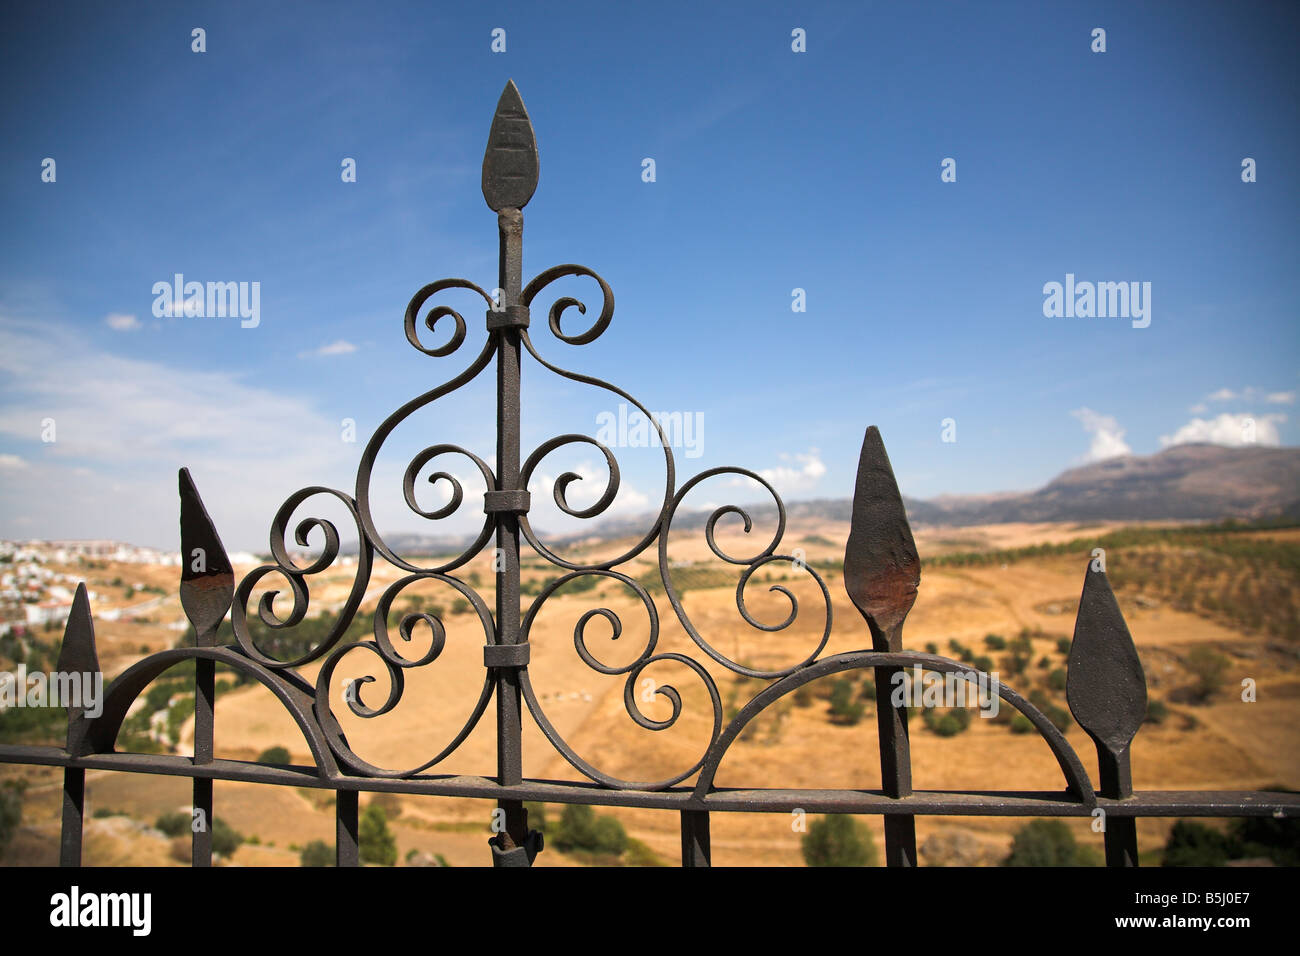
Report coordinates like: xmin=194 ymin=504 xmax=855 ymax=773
xmin=55 ymin=582 xmax=98 ymax=680
xmin=1066 ymin=560 xmax=1147 ymax=798
xmin=482 ymin=79 xmax=539 ymax=212
xmin=843 ymin=426 xmax=921 ymax=642
xmin=179 ymin=467 xmax=235 ymax=646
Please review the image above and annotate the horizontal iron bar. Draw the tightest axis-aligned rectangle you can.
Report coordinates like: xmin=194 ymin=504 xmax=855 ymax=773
xmin=3 ymin=745 xmax=1295 ymax=818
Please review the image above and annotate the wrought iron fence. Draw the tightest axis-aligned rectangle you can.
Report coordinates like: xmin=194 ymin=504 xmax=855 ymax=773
xmin=1 ymin=81 xmax=1295 ymax=868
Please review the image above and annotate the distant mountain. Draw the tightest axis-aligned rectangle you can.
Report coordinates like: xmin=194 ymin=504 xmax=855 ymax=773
xmin=341 ymin=444 xmax=1300 ymax=554
xmin=898 ymin=443 xmax=1300 ymax=526
xmin=584 ymin=443 xmax=1300 ymax=534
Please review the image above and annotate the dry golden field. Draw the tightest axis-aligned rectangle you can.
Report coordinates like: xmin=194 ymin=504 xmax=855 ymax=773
xmin=3 ymin=517 xmax=1297 ymax=866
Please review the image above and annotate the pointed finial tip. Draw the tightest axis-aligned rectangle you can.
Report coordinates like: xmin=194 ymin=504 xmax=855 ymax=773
xmin=56 ymin=580 xmax=99 ymax=678
xmin=482 ymin=80 xmax=539 ymax=212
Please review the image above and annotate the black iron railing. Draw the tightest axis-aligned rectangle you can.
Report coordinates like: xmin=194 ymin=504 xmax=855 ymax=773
xmin=1 ymin=81 xmax=1295 ymax=868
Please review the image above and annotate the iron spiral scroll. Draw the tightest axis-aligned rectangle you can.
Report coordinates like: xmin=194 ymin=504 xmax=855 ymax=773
xmin=223 ymin=174 xmax=838 ymax=788
xmin=195 ymin=81 xmax=1100 ymax=816
xmin=38 ymin=78 xmax=1285 ymax=872
xmin=113 ymin=81 xmax=1098 ymax=796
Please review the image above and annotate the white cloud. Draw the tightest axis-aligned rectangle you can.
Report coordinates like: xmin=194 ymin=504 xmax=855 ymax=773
xmin=1070 ymin=408 xmax=1131 ymax=461
xmin=1204 ymin=385 xmax=1294 ymax=406
xmin=0 ymin=454 xmax=27 ymax=470
xmin=299 ymin=339 xmax=358 ymax=358
xmin=0 ymin=316 xmax=356 ymax=550
xmin=105 ymin=313 xmax=141 ymax=332
xmin=1188 ymin=402 xmax=1208 ymax=414
xmin=1159 ymin=412 xmax=1285 ymax=448
xmin=734 ymin=449 xmax=826 ymax=495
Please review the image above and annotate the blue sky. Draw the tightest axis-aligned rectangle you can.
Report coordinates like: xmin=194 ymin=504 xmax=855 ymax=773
xmin=0 ymin=0 xmax=1296 ymax=552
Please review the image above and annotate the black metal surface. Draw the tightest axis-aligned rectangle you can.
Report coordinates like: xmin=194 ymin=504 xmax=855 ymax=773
xmin=1067 ymin=562 xmax=1147 ymax=865
xmin=179 ymin=468 xmax=231 ymax=866
xmin=844 ymin=427 xmax=921 ymax=866
xmin=0 ymin=80 xmax=1291 ymax=869
xmin=680 ymin=810 xmax=711 ymax=867
xmin=55 ymin=583 xmax=98 ymax=753
xmin=6 ymin=741 xmax=1296 ymax=815
xmin=336 ymin=790 xmax=359 ymax=867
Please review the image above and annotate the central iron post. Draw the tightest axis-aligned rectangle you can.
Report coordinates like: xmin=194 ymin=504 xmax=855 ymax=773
xmin=483 ymin=80 xmax=541 ymax=866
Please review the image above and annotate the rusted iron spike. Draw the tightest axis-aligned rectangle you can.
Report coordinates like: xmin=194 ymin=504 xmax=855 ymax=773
xmin=483 ymin=80 xmax=540 ymax=866
xmin=482 ymin=79 xmax=539 ymax=213
xmin=56 ymin=582 xmax=99 ymax=751
xmin=844 ymin=426 xmax=921 ymax=866
xmin=1066 ymin=559 xmax=1147 ymax=865
xmin=844 ymin=427 xmax=921 ymax=644
xmin=179 ymin=467 xmax=235 ymax=646
xmin=179 ymin=467 xmax=231 ymax=863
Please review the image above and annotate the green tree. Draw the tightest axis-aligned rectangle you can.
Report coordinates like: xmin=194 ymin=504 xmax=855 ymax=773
xmin=551 ymin=804 xmax=597 ymax=851
xmin=256 ymin=745 xmax=291 ymax=765
xmin=359 ymin=805 xmax=397 ymax=866
xmin=802 ymin=815 xmax=877 ymax=867
xmin=923 ymin=708 xmax=971 ymax=737
xmin=591 ymin=816 xmax=628 ymax=855
xmin=0 ymin=783 xmax=23 ymax=859
xmin=827 ymin=679 xmax=865 ymax=725
xmin=551 ymin=803 xmax=628 ymax=856
xmin=1144 ymin=699 xmax=1168 ymax=725
xmin=1232 ymin=813 xmax=1300 ymax=866
xmin=211 ymin=817 xmax=243 ymax=857
xmin=1161 ymin=821 xmax=1232 ymax=866
xmin=300 ymin=839 xmax=334 ymax=867
xmin=1161 ymin=813 xmax=1300 ymax=867
xmin=1002 ymin=819 xmax=1100 ymax=866
xmin=1185 ymin=646 xmax=1230 ymax=703
xmin=155 ymin=810 xmax=242 ymax=857
xmin=369 ymin=791 xmax=403 ymax=820
xmin=154 ymin=811 xmax=190 ymax=837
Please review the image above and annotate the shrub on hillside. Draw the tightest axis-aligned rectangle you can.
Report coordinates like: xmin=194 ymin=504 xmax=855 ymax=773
xmin=1162 ymin=812 xmax=1300 ymax=867
xmin=300 ymin=839 xmax=333 ymax=867
xmin=154 ymin=810 xmax=242 ymax=857
xmin=1002 ymin=820 xmax=1100 ymax=866
xmin=1161 ymin=821 xmax=1233 ymax=866
xmin=828 ymin=679 xmax=865 ymax=725
xmin=552 ymin=803 xmax=627 ymax=856
xmin=1185 ymin=646 xmax=1230 ymax=703
xmin=1144 ymin=699 xmax=1168 ymax=725
xmin=0 ymin=783 xmax=22 ymax=860
xmin=801 ymin=815 xmax=877 ymax=867
xmin=256 ymin=745 xmax=290 ymax=765
xmin=359 ymin=806 xmax=397 ymax=866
